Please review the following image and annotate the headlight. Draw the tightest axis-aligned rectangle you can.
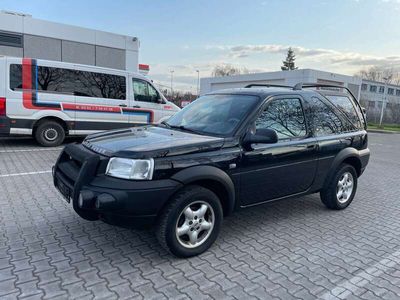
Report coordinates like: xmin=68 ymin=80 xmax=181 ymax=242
xmin=106 ymin=157 xmax=154 ymax=180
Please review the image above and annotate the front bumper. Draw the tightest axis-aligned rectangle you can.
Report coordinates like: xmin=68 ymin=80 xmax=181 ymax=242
xmin=53 ymin=144 xmax=182 ymax=228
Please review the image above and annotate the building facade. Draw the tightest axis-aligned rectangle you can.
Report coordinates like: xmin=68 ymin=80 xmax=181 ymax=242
xmin=0 ymin=10 xmax=140 ymax=72
xmin=200 ymin=69 xmax=400 ymax=124
xmin=200 ymin=69 xmax=362 ymax=99
xmin=360 ymin=80 xmax=400 ymax=124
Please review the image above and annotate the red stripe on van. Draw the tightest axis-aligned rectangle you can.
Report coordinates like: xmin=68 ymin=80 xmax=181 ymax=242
xmin=62 ymin=103 xmax=121 ymax=113
xmin=0 ymin=97 xmax=6 ymax=116
xmin=22 ymin=58 xmax=35 ymax=109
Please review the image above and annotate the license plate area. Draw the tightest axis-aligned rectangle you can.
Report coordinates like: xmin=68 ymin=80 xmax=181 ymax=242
xmin=56 ymin=178 xmax=72 ymax=203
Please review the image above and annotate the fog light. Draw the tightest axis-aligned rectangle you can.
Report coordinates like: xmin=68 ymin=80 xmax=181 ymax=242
xmin=78 ymin=190 xmax=95 ymax=209
xmin=95 ymin=193 xmax=118 ymax=210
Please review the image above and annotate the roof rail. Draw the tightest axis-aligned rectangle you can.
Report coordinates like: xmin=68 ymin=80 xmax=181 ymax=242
xmin=293 ymin=83 xmax=357 ymax=100
xmin=245 ymin=83 xmax=292 ymax=89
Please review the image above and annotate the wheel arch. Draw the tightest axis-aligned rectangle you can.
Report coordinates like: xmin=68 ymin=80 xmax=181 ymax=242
xmin=33 ymin=116 xmax=69 ymax=135
xmin=323 ymin=147 xmax=363 ymax=189
xmin=169 ymin=166 xmax=236 ymax=217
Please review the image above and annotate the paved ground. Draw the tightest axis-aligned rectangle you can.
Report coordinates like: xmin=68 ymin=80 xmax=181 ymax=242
xmin=0 ymin=133 xmax=399 ymax=300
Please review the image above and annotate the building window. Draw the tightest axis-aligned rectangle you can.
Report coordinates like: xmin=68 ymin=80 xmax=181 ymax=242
xmin=370 ymin=85 xmax=377 ymax=93
xmin=0 ymin=31 xmax=23 ymax=48
xmin=361 ymin=84 xmax=368 ymax=91
xmin=368 ymin=101 xmax=375 ymax=109
xmin=396 ymin=89 xmax=400 ymax=96
xmin=378 ymin=86 xmax=384 ymax=94
xmin=388 ymin=88 xmax=394 ymax=95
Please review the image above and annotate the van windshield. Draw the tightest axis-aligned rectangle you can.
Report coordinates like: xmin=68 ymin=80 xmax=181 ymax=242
xmin=165 ymin=94 xmax=259 ymax=136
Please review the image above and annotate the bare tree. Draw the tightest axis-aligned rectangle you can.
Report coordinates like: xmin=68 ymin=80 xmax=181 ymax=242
xmin=356 ymin=66 xmax=400 ymax=84
xmin=212 ymin=64 xmax=244 ymax=77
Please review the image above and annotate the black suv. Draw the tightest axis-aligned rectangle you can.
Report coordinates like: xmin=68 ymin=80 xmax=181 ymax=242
xmin=53 ymin=83 xmax=370 ymax=257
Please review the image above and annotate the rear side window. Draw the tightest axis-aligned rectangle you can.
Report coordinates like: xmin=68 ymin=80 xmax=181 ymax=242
xmin=256 ymin=98 xmax=307 ymax=140
xmin=9 ymin=64 xmax=126 ymax=100
xmin=307 ymin=96 xmax=348 ymax=137
xmin=324 ymin=95 xmax=362 ymax=129
xmin=133 ymin=79 xmax=160 ymax=103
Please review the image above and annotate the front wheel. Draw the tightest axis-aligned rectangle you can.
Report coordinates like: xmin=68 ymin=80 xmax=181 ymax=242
xmin=320 ymin=164 xmax=358 ymax=210
xmin=156 ymin=185 xmax=223 ymax=257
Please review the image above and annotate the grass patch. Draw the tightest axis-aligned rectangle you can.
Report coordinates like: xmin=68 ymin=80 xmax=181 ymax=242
xmin=368 ymin=123 xmax=400 ymax=132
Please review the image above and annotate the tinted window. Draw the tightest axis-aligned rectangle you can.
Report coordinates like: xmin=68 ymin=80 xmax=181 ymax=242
xmin=324 ymin=95 xmax=362 ymax=129
xmin=256 ymin=98 xmax=306 ymax=140
xmin=167 ymin=94 xmax=259 ymax=136
xmin=10 ymin=64 xmax=22 ymax=90
xmin=78 ymin=70 xmax=126 ymax=99
xmin=9 ymin=64 xmax=126 ymax=100
xmin=133 ymin=79 xmax=160 ymax=103
xmin=308 ymin=96 xmax=347 ymax=136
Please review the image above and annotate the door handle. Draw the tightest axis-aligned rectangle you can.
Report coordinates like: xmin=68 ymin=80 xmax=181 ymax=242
xmin=119 ymin=104 xmax=127 ymax=107
xmin=307 ymin=144 xmax=319 ymax=150
xmin=132 ymin=105 xmax=141 ymax=108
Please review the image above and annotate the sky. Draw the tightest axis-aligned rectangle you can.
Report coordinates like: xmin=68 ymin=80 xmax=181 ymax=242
xmin=2 ymin=0 xmax=400 ymax=92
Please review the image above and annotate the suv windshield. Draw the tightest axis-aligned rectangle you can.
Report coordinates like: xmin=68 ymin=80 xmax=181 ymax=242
xmin=166 ymin=94 xmax=259 ymax=136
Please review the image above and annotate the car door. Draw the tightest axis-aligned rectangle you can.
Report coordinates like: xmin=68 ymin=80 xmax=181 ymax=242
xmin=129 ymin=78 xmax=164 ymax=124
xmin=239 ymin=96 xmax=319 ymax=206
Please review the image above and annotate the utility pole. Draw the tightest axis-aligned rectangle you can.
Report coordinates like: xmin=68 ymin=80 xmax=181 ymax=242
xmin=379 ymin=75 xmax=392 ymax=127
xmin=196 ymin=70 xmax=200 ymax=96
xmin=170 ymin=70 xmax=174 ymax=98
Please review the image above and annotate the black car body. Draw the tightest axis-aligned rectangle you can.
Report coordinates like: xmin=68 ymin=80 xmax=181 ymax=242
xmin=53 ymin=83 xmax=370 ymax=257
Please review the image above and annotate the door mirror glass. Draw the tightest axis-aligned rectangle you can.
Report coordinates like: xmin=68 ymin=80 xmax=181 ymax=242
xmin=243 ymin=128 xmax=278 ymax=149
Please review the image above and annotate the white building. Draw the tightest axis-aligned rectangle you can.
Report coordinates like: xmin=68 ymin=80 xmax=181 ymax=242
xmin=200 ymin=68 xmax=400 ymax=123
xmin=0 ymin=10 xmax=140 ymax=72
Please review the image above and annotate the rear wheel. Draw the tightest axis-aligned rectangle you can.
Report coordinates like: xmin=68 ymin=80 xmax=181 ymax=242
xmin=156 ymin=185 xmax=223 ymax=257
xmin=34 ymin=120 xmax=65 ymax=147
xmin=320 ymin=164 xmax=358 ymax=210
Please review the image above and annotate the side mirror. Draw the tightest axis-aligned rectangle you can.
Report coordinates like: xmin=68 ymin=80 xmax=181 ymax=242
xmin=243 ymin=128 xmax=278 ymax=149
xmin=156 ymin=97 xmax=165 ymax=104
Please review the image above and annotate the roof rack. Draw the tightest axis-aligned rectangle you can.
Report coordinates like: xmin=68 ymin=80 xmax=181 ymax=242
xmin=292 ymin=83 xmax=357 ymax=99
xmin=244 ymin=83 xmax=292 ymax=89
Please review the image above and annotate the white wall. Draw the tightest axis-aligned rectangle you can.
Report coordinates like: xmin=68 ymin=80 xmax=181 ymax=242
xmin=0 ymin=11 xmax=139 ymax=71
xmin=200 ymin=69 xmax=362 ymax=98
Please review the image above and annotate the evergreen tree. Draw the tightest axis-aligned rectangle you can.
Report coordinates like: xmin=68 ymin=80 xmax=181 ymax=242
xmin=281 ymin=47 xmax=298 ymax=71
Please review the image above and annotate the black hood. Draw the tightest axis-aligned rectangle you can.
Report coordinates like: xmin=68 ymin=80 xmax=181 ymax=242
xmin=82 ymin=126 xmax=225 ymax=158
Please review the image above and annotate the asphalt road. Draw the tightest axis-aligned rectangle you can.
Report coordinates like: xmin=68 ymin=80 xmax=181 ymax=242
xmin=0 ymin=133 xmax=399 ymax=300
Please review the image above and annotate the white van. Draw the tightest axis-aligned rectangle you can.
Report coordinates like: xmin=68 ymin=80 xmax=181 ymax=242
xmin=0 ymin=57 xmax=180 ymax=146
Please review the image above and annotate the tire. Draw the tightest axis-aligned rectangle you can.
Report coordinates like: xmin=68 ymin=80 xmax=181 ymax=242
xmin=34 ymin=120 xmax=65 ymax=147
xmin=156 ymin=185 xmax=223 ymax=258
xmin=320 ymin=163 xmax=358 ymax=210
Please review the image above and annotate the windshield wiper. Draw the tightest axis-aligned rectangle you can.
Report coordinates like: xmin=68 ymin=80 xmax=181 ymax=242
xmin=160 ymin=120 xmax=171 ymax=128
xmin=169 ymin=125 xmax=200 ymax=134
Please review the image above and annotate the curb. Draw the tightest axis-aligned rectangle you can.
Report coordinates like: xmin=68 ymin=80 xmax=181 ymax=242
xmin=367 ymin=129 xmax=400 ymax=134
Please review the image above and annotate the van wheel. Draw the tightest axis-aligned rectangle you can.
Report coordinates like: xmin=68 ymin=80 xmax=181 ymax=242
xmin=35 ymin=120 xmax=65 ymax=147
xmin=320 ymin=164 xmax=358 ymax=210
xmin=156 ymin=185 xmax=223 ymax=258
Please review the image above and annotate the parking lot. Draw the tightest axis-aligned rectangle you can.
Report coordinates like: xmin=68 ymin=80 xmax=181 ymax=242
xmin=0 ymin=132 xmax=398 ymax=299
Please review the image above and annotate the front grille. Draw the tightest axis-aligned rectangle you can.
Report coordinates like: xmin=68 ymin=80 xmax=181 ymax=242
xmin=54 ymin=144 xmax=101 ymax=200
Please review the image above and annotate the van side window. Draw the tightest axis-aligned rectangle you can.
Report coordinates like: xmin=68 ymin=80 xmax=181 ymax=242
xmin=256 ymin=98 xmax=307 ymax=140
xmin=9 ymin=64 xmax=126 ymax=100
xmin=308 ymin=96 xmax=347 ymax=136
xmin=10 ymin=64 xmax=22 ymax=90
xmin=133 ymin=79 xmax=160 ymax=103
